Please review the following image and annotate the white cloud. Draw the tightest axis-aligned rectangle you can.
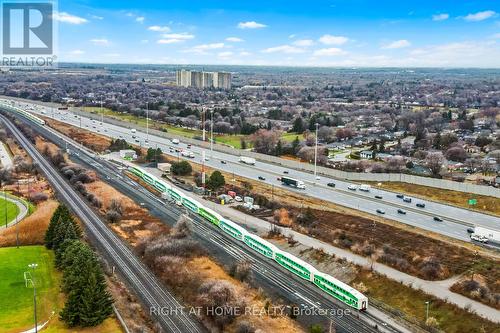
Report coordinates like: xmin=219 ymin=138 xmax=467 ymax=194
xmin=148 ymin=25 xmax=170 ymax=32
xmin=289 ymin=34 xmax=296 ymax=39
xmin=136 ymin=16 xmax=145 ymax=23
xmin=382 ymin=39 xmax=411 ymax=49
xmin=492 ymin=33 xmax=500 ymax=39
xmin=141 ymin=39 xmax=149 ymax=44
xmin=90 ymin=15 xmax=103 ymax=20
xmin=162 ymin=33 xmax=194 ymax=40
xmin=193 ymin=43 xmax=225 ymax=50
xmin=293 ymin=39 xmax=314 ymax=47
xmin=226 ymin=37 xmax=244 ymax=42
xmin=313 ymin=48 xmax=346 ymax=56
xmin=218 ymin=51 xmax=234 ymax=58
xmin=237 ymin=21 xmax=267 ymax=29
xmin=262 ymin=45 xmax=305 ymax=54
xmin=69 ymin=49 xmax=85 ymax=55
xmin=239 ymin=51 xmax=251 ymax=56
xmin=103 ymin=53 xmax=120 ymax=57
xmin=318 ymin=34 xmax=349 ymax=45
xmin=53 ymin=12 xmax=88 ymax=24
xmin=432 ymin=13 xmax=449 ymax=21
xmin=464 ymin=10 xmax=496 ymax=22
xmin=157 ymin=39 xmax=184 ymax=44
xmin=90 ymin=38 xmax=110 ymax=46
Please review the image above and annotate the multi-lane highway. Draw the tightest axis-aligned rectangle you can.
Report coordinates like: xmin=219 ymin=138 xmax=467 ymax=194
xmin=18 ymin=110 xmax=411 ymax=333
xmin=4 ymin=98 xmax=500 ymax=243
xmin=0 ymin=114 xmax=206 ymax=333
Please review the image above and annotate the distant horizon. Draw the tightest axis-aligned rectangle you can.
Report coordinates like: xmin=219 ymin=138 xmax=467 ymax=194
xmin=55 ymin=62 xmax=500 ymax=71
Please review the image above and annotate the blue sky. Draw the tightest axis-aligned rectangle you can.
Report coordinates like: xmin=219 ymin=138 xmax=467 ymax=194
xmin=55 ymin=0 xmax=500 ymax=67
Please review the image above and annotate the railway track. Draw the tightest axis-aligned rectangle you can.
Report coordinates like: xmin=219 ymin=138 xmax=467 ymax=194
xmin=0 ymin=114 xmax=206 ymax=333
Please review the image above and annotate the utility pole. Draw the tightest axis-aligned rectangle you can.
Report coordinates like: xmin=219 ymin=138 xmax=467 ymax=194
xmin=201 ymin=108 xmax=206 ymax=190
xmin=100 ymin=98 xmax=103 ymax=124
xmin=424 ymin=301 xmax=430 ymax=322
xmin=146 ymin=100 xmax=149 ymax=144
xmin=4 ymin=190 xmax=7 ymax=228
xmin=210 ymin=110 xmax=214 ymax=158
xmin=314 ymin=122 xmax=319 ymax=180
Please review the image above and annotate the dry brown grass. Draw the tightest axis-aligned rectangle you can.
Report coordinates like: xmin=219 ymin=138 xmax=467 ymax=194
xmin=0 ymin=199 xmax=58 ymax=247
xmin=43 ymin=117 xmax=112 ymax=152
xmin=368 ymin=181 xmax=500 ymax=216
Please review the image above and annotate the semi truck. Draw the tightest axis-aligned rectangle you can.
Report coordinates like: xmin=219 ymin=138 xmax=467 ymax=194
xmin=279 ymin=176 xmax=306 ymax=189
xmin=471 ymin=227 xmax=500 ymax=244
xmin=239 ymin=156 xmax=256 ymax=165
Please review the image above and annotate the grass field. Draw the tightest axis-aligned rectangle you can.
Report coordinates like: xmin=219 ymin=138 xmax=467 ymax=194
xmin=81 ymin=106 xmax=298 ymax=149
xmin=0 ymin=246 xmax=59 ymax=333
xmin=0 ymin=246 xmax=122 ymax=333
xmin=0 ymin=195 xmax=20 ymax=227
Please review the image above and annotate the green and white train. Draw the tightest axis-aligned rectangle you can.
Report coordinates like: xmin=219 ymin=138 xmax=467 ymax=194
xmin=0 ymin=101 xmax=46 ymax=126
xmin=129 ymin=164 xmax=368 ymax=311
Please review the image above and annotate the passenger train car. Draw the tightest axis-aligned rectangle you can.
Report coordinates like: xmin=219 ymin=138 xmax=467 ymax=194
xmin=0 ymin=101 xmax=46 ymax=126
xmin=127 ymin=165 xmax=368 ymax=310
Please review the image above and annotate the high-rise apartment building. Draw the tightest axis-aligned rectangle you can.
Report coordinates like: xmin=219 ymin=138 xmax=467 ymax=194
xmin=176 ymin=70 xmax=232 ymax=89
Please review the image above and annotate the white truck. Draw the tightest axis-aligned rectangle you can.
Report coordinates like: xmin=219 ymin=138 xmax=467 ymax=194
xmin=131 ymin=128 xmax=136 ymax=133
xmin=471 ymin=227 xmax=500 ymax=244
xmin=172 ymin=138 xmax=180 ymax=144
xmin=239 ymin=156 xmax=256 ymax=165
xmin=359 ymin=184 xmax=371 ymax=192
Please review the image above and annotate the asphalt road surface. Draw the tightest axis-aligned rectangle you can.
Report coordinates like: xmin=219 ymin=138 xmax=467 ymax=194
xmin=5 ymin=99 xmax=500 ymax=244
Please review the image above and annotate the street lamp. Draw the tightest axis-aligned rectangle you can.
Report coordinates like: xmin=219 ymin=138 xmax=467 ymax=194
xmin=27 ymin=263 xmax=39 ymax=333
xmin=314 ymin=122 xmax=320 ymax=180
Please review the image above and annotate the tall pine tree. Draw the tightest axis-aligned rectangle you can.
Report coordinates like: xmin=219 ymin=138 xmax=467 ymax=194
xmin=60 ymin=241 xmax=113 ymax=327
xmin=45 ymin=204 xmax=64 ymax=249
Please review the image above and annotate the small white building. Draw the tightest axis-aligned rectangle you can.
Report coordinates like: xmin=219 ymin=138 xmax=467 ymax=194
xmin=119 ymin=149 xmax=137 ymax=160
xmin=360 ymin=150 xmax=375 ymax=159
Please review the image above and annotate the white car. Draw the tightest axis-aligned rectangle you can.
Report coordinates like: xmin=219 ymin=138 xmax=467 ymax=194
xmin=348 ymin=185 xmax=357 ymax=191
xmin=234 ymin=196 xmax=243 ymax=202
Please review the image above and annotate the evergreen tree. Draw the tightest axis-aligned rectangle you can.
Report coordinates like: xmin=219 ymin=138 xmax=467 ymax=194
xmin=275 ymin=140 xmax=283 ymax=156
xmin=45 ymin=204 xmax=64 ymax=249
xmin=206 ymin=171 xmax=225 ymax=191
xmin=291 ymin=117 xmax=305 ymax=134
xmin=292 ymin=136 xmax=300 ymax=154
xmin=433 ymin=132 xmax=442 ymax=149
xmin=52 ymin=214 xmax=79 ymax=252
xmin=60 ymin=241 xmax=113 ymax=327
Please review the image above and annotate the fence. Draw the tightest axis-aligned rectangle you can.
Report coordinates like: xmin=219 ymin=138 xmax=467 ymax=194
xmin=70 ymin=108 xmax=500 ymax=198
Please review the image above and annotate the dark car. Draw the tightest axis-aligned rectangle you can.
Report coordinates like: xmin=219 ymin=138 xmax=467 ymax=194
xmin=416 ymin=203 xmax=426 ymax=208
xmin=375 ymin=195 xmax=383 ymax=199
xmin=258 ymin=176 xmax=266 ymax=180
xmin=433 ymin=216 xmax=443 ymax=222
xmin=397 ymin=209 xmax=407 ymax=214
xmin=467 ymin=228 xmax=475 ymax=234
xmin=396 ymin=194 xmax=404 ymax=199
xmin=376 ymin=209 xmax=385 ymax=214
xmin=220 ymin=160 xmax=227 ymax=164
xmin=283 ymin=170 xmax=289 ymax=174
xmin=327 ymin=182 xmax=336 ymax=188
